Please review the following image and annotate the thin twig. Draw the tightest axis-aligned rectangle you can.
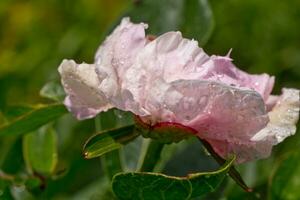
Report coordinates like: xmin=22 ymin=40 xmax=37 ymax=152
xmin=0 ymin=170 xmax=14 ymax=181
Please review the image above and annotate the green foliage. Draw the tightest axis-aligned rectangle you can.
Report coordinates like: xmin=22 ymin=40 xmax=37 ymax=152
xmin=127 ymin=0 xmax=214 ymax=45
xmin=137 ymin=140 xmax=165 ymax=172
xmin=23 ymin=124 xmax=58 ymax=175
xmin=269 ymin=151 xmax=300 ymax=200
xmin=40 ymin=81 xmax=66 ymax=102
xmin=0 ymin=104 xmax=67 ymax=136
xmin=83 ymin=125 xmax=138 ymax=159
xmin=112 ymin=156 xmax=235 ymax=200
xmin=0 ymin=179 xmax=14 ymax=200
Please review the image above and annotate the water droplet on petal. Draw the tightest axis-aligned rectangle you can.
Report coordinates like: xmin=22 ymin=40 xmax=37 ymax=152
xmin=237 ymin=115 xmax=244 ymax=121
xmin=96 ymin=57 xmax=101 ymax=65
xmin=199 ymin=96 xmax=208 ymax=106
xmin=217 ymin=74 xmax=224 ymax=78
xmin=111 ymin=58 xmax=118 ymax=67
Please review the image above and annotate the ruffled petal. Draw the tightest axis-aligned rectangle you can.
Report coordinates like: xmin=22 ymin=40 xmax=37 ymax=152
xmin=165 ymin=80 xmax=269 ymax=141
xmin=58 ymin=59 xmax=111 ymax=119
xmin=205 ymin=138 xmax=272 ymax=163
xmin=95 ymin=17 xmax=148 ymax=75
xmin=206 ymin=88 xmax=299 ymax=163
xmin=122 ymin=31 xmax=210 ymax=113
xmin=201 ymin=55 xmax=275 ymax=101
xmin=94 ymin=17 xmax=148 ymax=116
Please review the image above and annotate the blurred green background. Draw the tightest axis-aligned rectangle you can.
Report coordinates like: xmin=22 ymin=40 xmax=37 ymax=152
xmin=0 ymin=0 xmax=299 ymax=199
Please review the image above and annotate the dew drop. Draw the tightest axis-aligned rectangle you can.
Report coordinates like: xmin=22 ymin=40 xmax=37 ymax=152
xmin=199 ymin=96 xmax=208 ymax=106
xmin=254 ymin=82 xmax=259 ymax=86
xmin=237 ymin=115 xmax=244 ymax=121
xmin=185 ymin=115 xmax=191 ymax=120
xmin=95 ymin=57 xmax=102 ymax=65
xmin=111 ymin=58 xmax=118 ymax=67
xmin=183 ymin=101 xmax=189 ymax=110
xmin=217 ymin=74 xmax=224 ymax=78
xmin=117 ymin=114 xmax=123 ymax=119
xmin=141 ymin=23 xmax=148 ymax=29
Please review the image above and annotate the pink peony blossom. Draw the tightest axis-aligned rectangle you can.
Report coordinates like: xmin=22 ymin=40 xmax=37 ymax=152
xmin=58 ymin=17 xmax=300 ymax=163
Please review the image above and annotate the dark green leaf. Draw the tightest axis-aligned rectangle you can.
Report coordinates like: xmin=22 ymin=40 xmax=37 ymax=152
xmin=0 ymin=179 xmax=13 ymax=200
xmin=23 ymin=124 xmax=58 ymax=175
xmin=0 ymin=104 xmax=68 ymax=137
xmin=83 ymin=125 xmax=139 ymax=159
xmin=2 ymin=106 xmax=34 ymax=121
xmin=127 ymin=0 xmax=214 ymax=45
xmin=40 ymin=81 xmax=66 ymax=102
xmin=112 ymin=156 xmax=235 ymax=200
xmin=0 ymin=138 xmax=24 ymax=174
xmin=0 ymin=111 xmax=7 ymax=126
xmin=269 ymin=151 xmax=300 ymax=200
xmin=179 ymin=0 xmax=214 ymax=45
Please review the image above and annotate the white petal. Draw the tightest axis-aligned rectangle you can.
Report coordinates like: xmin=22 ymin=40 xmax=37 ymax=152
xmin=251 ymin=88 xmax=300 ymax=144
xmin=58 ymin=59 xmax=111 ymax=119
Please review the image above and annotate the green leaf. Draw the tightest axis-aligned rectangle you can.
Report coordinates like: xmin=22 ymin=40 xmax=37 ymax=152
xmin=127 ymin=0 xmax=214 ymax=45
xmin=112 ymin=156 xmax=235 ymax=200
xmin=0 ymin=104 xmax=68 ymax=136
xmin=83 ymin=125 xmax=139 ymax=159
xmin=269 ymin=151 xmax=300 ymax=200
xmin=23 ymin=124 xmax=58 ymax=175
xmin=1 ymin=138 xmax=24 ymax=174
xmin=2 ymin=106 xmax=34 ymax=121
xmin=0 ymin=179 xmax=13 ymax=200
xmin=179 ymin=0 xmax=214 ymax=45
xmin=0 ymin=111 xmax=7 ymax=126
xmin=40 ymin=81 xmax=66 ymax=102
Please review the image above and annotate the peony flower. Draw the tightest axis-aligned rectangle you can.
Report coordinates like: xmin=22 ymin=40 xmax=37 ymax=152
xmin=58 ymin=17 xmax=300 ymax=163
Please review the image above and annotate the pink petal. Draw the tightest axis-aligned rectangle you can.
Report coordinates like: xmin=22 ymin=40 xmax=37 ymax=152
xmin=207 ymin=88 xmax=299 ymax=163
xmin=94 ymin=17 xmax=149 ymax=116
xmin=201 ymin=55 xmax=275 ymax=101
xmin=58 ymin=60 xmax=112 ymax=119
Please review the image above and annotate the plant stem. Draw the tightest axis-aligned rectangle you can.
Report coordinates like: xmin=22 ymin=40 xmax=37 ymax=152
xmin=95 ymin=112 xmax=123 ymax=179
xmin=199 ymin=138 xmax=252 ymax=192
xmin=0 ymin=170 xmax=14 ymax=181
xmin=138 ymin=139 xmax=165 ymax=172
